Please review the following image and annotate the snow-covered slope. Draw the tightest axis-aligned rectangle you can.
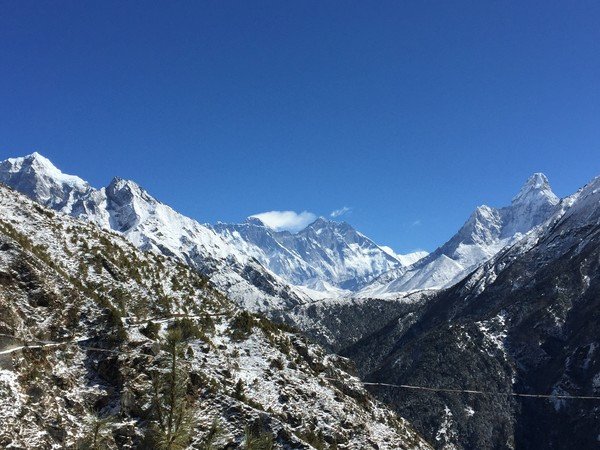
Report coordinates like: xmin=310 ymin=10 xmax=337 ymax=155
xmin=360 ymin=173 xmax=560 ymax=296
xmin=346 ymin=172 xmax=600 ymax=449
xmin=0 ymin=152 xmax=91 ymax=209
xmin=0 ymin=153 xmax=308 ymax=312
xmin=0 ymin=184 xmax=431 ymax=449
xmin=380 ymin=246 xmax=428 ymax=267
xmin=213 ymin=217 xmax=424 ymax=295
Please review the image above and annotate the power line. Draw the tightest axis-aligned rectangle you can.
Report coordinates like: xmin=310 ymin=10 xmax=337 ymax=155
xmin=357 ymin=380 xmax=600 ymax=401
xmin=4 ymin=333 xmax=600 ymax=402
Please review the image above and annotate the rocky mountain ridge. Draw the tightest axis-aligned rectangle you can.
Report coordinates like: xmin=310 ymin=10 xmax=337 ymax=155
xmin=0 ymin=182 xmax=431 ymax=449
xmin=340 ymin=174 xmax=600 ymax=449
xmin=0 ymin=153 xmax=308 ymax=313
xmin=359 ymin=173 xmax=560 ymax=297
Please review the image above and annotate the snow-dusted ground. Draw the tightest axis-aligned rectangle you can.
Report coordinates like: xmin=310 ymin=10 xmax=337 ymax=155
xmin=0 ymin=184 xmax=431 ymax=449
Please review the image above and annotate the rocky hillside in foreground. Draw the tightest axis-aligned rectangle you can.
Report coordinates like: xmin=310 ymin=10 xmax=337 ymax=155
xmin=0 ymin=184 xmax=431 ymax=449
xmin=343 ymin=175 xmax=600 ymax=449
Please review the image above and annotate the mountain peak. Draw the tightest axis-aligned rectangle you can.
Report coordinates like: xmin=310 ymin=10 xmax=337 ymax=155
xmin=303 ymin=217 xmax=356 ymax=236
xmin=307 ymin=217 xmax=353 ymax=230
xmin=245 ymin=216 xmax=267 ymax=227
xmin=308 ymin=217 xmax=330 ymax=228
xmin=106 ymin=176 xmax=154 ymax=207
xmin=0 ymin=153 xmax=89 ymax=207
xmin=6 ymin=152 xmax=63 ymax=177
xmin=25 ymin=151 xmax=52 ymax=165
xmin=525 ymin=172 xmax=550 ymax=188
xmin=512 ymin=172 xmax=559 ymax=206
xmin=108 ymin=176 xmax=150 ymax=193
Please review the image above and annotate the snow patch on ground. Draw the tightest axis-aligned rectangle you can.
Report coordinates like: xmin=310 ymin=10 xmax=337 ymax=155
xmin=435 ymin=405 xmax=458 ymax=449
xmin=476 ymin=311 xmax=508 ymax=358
xmin=0 ymin=370 xmax=22 ymax=423
xmin=464 ymin=406 xmax=475 ymax=417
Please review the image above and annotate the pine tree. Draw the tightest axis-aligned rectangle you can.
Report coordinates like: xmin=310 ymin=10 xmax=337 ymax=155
xmin=234 ymin=379 xmax=246 ymax=401
xmin=198 ymin=419 xmax=223 ymax=450
xmin=244 ymin=424 xmax=274 ymax=450
xmin=149 ymin=328 xmax=194 ymax=450
xmin=78 ymin=414 xmax=115 ymax=449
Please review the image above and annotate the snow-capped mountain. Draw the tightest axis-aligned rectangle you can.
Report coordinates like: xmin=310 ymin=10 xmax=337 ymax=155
xmin=0 ymin=152 xmax=428 ymax=300
xmin=360 ymin=173 xmax=560 ymax=296
xmin=343 ymin=173 xmax=600 ymax=449
xmin=0 ymin=153 xmax=561 ymax=306
xmin=0 ymin=153 xmax=308 ymax=311
xmin=212 ymin=216 xmax=425 ymax=296
xmin=0 ymin=151 xmax=92 ymax=208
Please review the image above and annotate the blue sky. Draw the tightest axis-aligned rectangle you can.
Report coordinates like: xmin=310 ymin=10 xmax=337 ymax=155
xmin=1 ymin=1 xmax=599 ymax=253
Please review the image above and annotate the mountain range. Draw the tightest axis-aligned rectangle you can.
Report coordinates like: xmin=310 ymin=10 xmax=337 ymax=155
xmin=0 ymin=153 xmax=308 ymax=312
xmin=2 ymin=151 xmax=599 ymax=449
xmin=0 ymin=153 xmax=559 ymax=306
xmin=212 ymin=217 xmax=425 ymax=297
xmin=341 ymin=173 xmax=600 ymax=448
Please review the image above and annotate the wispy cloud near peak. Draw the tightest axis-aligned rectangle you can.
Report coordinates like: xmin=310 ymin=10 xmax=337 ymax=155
xmin=330 ymin=206 xmax=352 ymax=218
xmin=250 ymin=210 xmax=316 ymax=233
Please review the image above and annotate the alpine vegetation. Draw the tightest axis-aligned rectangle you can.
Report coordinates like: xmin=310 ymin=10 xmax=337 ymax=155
xmin=0 ymin=183 xmax=430 ymax=449
xmin=2 ymin=152 xmax=600 ymax=450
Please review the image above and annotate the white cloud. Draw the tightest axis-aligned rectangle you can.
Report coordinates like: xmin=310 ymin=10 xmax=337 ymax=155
xmin=412 ymin=219 xmax=422 ymax=226
xmin=330 ymin=206 xmax=352 ymax=218
xmin=250 ymin=210 xmax=317 ymax=233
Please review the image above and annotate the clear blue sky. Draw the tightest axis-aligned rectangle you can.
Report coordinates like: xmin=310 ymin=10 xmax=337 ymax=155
xmin=1 ymin=1 xmax=599 ymax=253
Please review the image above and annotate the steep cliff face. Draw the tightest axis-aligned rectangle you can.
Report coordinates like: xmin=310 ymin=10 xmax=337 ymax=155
xmin=344 ymin=176 xmax=600 ymax=449
xmin=361 ymin=173 xmax=560 ymax=296
xmin=0 ymin=184 xmax=431 ymax=449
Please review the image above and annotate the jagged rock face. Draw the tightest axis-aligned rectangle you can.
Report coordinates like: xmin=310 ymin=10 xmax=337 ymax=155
xmin=0 ymin=153 xmax=309 ymax=312
xmin=213 ymin=216 xmax=414 ymax=295
xmin=343 ymin=176 xmax=600 ymax=449
xmin=360 ymin=173 xmax=560 ymax=296
xmin=103 ymin=177 xmax=150 ymax=232
xmin=501 ymin=173 xmax=559 ymax=237
xmin=0 ymin=153 xmax=430 ymax=303
xmin=0 ymin=185 xmax=431 ymax=450
xmin=0 ymin=152 xmax=91 ymax=210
